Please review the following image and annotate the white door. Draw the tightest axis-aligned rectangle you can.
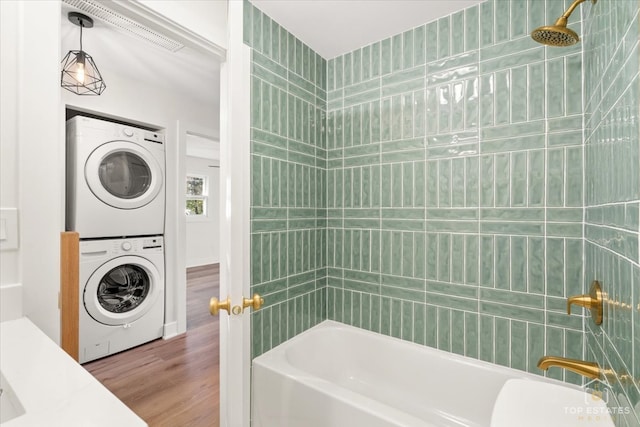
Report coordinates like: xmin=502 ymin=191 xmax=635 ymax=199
xmin=218 ymin=2 xmax=252 ymax=426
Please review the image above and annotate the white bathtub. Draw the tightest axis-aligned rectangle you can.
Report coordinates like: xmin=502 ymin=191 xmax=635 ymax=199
xmin=252 ymin=320 xmax=589 ymax=427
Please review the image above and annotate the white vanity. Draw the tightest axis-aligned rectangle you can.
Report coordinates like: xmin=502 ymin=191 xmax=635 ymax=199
xmin=0 ymin=317 xmax=146 ymax=426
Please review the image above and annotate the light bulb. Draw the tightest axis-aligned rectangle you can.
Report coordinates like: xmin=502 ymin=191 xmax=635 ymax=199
xmin=75 ymin=60 xmax=85 ymax=84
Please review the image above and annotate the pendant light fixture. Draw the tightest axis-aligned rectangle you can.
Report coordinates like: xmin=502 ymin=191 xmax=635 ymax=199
xmin=61 ymin=12 xmax=106 ymax=95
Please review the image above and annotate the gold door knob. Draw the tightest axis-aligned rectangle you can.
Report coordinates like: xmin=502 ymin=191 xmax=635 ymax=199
xmin=242 ymin=294 xmax=264 ymax=312
xmin=210 ymin=297 xmax=231 ymax=316
xmin=567 ymin=281 xmax=603 ymax=325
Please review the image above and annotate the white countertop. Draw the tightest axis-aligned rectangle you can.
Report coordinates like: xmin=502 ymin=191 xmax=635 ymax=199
xmin=0 ymin=317 xmax=147 ymax=427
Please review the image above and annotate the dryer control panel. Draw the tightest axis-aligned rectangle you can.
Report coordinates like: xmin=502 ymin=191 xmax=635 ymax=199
xmin=80 ymin=236 xmax=163 ymax=258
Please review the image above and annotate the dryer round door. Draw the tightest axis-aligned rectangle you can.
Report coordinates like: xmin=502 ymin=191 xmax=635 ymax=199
xmin=84 ymin=255 xmax=162 ymax=326
xmin=85 ymin=141 xmax=163 ymax=210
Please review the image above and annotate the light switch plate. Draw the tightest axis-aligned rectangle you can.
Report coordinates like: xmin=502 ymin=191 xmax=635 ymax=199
xmin=0 ymin=208 xmax=19 ymax=251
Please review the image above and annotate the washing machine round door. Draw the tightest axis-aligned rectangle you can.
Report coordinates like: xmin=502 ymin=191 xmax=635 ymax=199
xmin=85 ymin=141 xmax=163 ymax=210
xmin=84 ymin=255 xmax=162 ymax=326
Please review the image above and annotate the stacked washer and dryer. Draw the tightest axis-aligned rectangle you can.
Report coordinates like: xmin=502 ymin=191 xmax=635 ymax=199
xmin=66 ymin=116 xmax=166 ymax=364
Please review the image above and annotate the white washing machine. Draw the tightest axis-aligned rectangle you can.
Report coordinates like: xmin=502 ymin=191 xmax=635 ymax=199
xmin=66 ymin=116 xmax=165 ymax=239
xmin=79 ymin=236 xmax=165 ymax=364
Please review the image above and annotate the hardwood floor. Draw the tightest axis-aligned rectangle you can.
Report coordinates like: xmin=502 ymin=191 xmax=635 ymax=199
xmin=84 ymin=264 xmax=220 ymax=427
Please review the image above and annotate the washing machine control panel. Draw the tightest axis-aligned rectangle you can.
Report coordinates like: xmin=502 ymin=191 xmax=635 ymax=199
xmin=103 ymin=237 xmax=164 ymax=255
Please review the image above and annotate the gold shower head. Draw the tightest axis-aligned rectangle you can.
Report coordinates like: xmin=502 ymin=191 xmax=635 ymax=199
xmin=531 ymin=0 xmax=598 ymax=47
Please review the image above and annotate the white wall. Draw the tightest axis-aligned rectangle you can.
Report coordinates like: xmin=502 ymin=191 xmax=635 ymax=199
xmin=185 ymin=156 xmax=220 ymax=267
xmin=0 ymin=1 xmax=21 ymax=289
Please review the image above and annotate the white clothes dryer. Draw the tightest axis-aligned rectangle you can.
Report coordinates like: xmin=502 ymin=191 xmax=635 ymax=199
xmin=66 ymin=116 xmax=165 ymax=238
xmin=79 ymin=236 xmax=165 ymax=364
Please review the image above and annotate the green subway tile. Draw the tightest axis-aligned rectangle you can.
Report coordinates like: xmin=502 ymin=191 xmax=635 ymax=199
xmin=426 ymin=233 xmax=438 ymax=280
xmin=480 ymin=315 xmax=495 ymax=362
xmin=479 ymin=74 xmax=494 ymax=127
xmin=345 ymin=78 xmax=380 ymax=97
xmin=425 ymin=304 xmax=437 ymax=347
xmin=528 ymin=62 xmax=545 ymax=120
xmin=547 ymin=148 xmax=565 ymax=207
xmin=494 ymin=0 xmax=510 ymax=43
xmin=426 ymin=143 xmax=478 ymax=159
xmin=465 ymin=6 xmax=479 ymax=52
xmin=480 ymin=48 xmax=545 ymax=74
xmin=481 ymin=301 xmax=545 ymax=323
xmin=451 ymin=11 xmax=465 ymax=56
xmin=527 ymin=322 xmax=544 ymax=374
xmin=381 ymin=285 xmax=425 ymax=303
xmin=546 ymin=238 xmax=565 ymax=297
xmin=381 ymin=219 xmax=425 ymax=231
xmin=413 ymin=303 xmax=426 ymax=345
xmin=511 ymin=66 xmax=528 ymax=123
xmin=392 ymin=34 xmax=402 ymax=73
xmin=465 ymin=313 xmax=479 ymax=358
xmin=481 ymin=37 xmax=538 ymax=62
xmin=353 ymin=48 xmax=362 ymax=84
xmin=510 ymin=0 xmax=526 ymax=39
xmin=480 ymin=221 xmax=544 ymax=236
xmin=548 ymin=115 xmax=583 ymax=132
xmin=566 ymin=54 xmax=582 ymax=115
xmin=548 ymin=208 xmax=582 ymax=223
xmin=437 ymin=307 xmax=451 ymax=351
xmin=548 ymin=130 xmax=583 ymax=147
xmin=426 ymin=280 xmax=478 ymax=298
xmin=425 ymin=220 xmax=477 ymax=233
xmin=414 ymin=25 xmax=426 ymax=66
xmin=344 ymin=89 xmax=382 ymax=108
xmin=482 ymin=119 xmax=545 ymax=141
xmin=494 ymin=235 xmax=510 ymax=290
xmin=427 ymin=52 xmax=478 ymax=84
xmin=481 ymin=134 xmax=545 ymax=154
xmin=480 ymin=235 xmax=494 ymax=287
xmin=438 ymin=233 xmax=451 ymax=282
xmin=546 ymin=57 xmax=565 ymax=118
xmin=403 ymin=29 xmax=414 ymax=70
xmin=481 ymin=208 xmax=544 ymax=221
xmin=381 ymin=38 xmax=392 ymax=75
xmin=381 ymin=137 xmax=425 ymax=153
xmin=343 ymin=154 xmax=380 ymax=168
xmin=511 ymin=236 xmax=527 ymax=293
xmin=438 ymin=16 xmax=451 ymax=59
xmin=427 ymin=208 xmax=478 ymax=220
xmin=381 ymin=78 xmax=426 ymax=98
xmin=480 ymin=288 xmax=545 ymax=309
xmin=465 ymin=235 xmax=479 ymax=285
xmin=546 ymin=223 xmax=583 ymax=238
xmin=511 ymin=320 xmax=527 ymax=371
xmin=371 ymin=41 xmax=381 ymax=78
xmin=546 ymin=311 xmax=583 ymax=330
xmin=528 ymin=150 xmax=545 ymax=207
xmin=480 ymin=1 xmax=493 ymax=47
xmin=252 ymin=207 xmax=287 ymax=220
xmin=495 ymin=318 xmax=510 ymax=367
xmin=426 ymin=21 xmax=438 ymax=63
xmin=451 ymin=310 xmax=465 ymax=355
xmin=381 ymin=149 xmax=425 ymax=163
xmin=344 ymin=219 xmax=380 ymax=229
xmin=527 ymin=0 xmax=545 ymax=34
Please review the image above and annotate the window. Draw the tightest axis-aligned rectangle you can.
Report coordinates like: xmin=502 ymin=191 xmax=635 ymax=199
xmin=185 ymin=174 xmax=208 ymax=216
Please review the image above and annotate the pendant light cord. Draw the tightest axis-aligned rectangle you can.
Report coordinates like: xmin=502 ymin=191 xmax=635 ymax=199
xmin=79 ymin=21 xmax=83 ymax=52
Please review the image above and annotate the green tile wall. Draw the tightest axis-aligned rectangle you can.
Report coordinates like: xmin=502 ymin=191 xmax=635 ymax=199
xmin=326 ymin=0 xmax=586 ymax=384
xmin=246 ymin=3 xmax=639 ymax=418
xmin=584 ymin=0 xmax=640 ymax=424
xmin=244 ymin=1 xmax=328 ymax=359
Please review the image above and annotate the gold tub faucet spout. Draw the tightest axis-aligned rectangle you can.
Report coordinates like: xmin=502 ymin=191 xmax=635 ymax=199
xmin=537 ymin=356 xmax=609 ymax=380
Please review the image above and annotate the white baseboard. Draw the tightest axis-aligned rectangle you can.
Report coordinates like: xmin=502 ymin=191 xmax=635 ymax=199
xmin=163 ymin=321 xmax=179 ymax=339
xmin=186 ymin=256 xmax=219 ymax=268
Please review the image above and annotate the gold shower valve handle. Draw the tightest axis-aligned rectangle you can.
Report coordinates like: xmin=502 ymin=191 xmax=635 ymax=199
xmin=209 ymin=296 xmax=231 ymax=316
xmin=567 ymin=281 xmax=603 ymax=325
xmin=242 ymin=294 xmax=264 ymax=312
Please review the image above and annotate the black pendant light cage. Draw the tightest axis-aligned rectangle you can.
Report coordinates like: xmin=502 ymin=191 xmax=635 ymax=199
xmin=61 ymin=12 xmax=106 ymax=95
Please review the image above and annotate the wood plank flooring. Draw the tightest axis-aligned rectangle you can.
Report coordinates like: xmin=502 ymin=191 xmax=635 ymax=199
xmin=84 ymin=264 xmax=220 ymax=427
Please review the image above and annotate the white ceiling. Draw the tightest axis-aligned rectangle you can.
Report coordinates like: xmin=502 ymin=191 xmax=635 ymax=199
xmin=252 ymin=0 xmax=485 ymax=59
